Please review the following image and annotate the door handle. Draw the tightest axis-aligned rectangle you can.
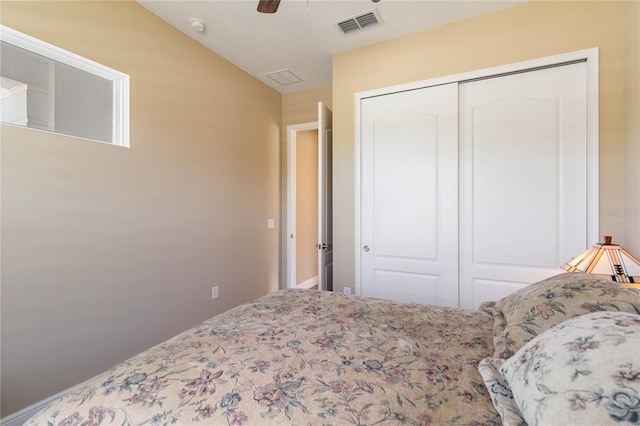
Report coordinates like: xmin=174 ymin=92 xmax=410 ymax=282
xmin=363 ymin=245 xmax=370 ymax=252
xmin=317 ymin=243 xmax=332 ymax=250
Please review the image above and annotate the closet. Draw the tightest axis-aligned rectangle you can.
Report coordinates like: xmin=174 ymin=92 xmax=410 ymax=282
xmin=356 ymin=50 xmax=598 ymax=309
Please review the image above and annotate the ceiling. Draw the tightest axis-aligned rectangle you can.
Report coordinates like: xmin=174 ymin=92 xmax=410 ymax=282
xmin=137 ymin=0 xmax=523 ymax=94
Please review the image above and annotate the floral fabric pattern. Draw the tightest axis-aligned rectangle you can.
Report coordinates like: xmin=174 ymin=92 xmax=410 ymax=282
xmin=26 ymin=289 xmax=500 ymax=425
xmin=481 ymin=273 xmax=640 ymax=359
xmin=477 ymin=358 xmax=526 ymax=426
xmin=499 ymin=311 xmax=640 ymax=426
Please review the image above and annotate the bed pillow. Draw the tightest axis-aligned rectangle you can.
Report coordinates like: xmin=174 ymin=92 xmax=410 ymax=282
xmin=499 ymin=311 xmax=640 ymax=426
xmin=490 ymin=272 xmax=640 ymax=358
xmin=477 ymin=358 xmax=527 ymax=426
xmin=479 ymin=301 xmax=510 ymax=358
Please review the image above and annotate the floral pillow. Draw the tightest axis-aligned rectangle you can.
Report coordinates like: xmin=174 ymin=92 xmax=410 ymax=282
xmin=485 ymin=273 xmax=640 ymax=358
xmin=499 ymin=311 xmax=640 ymax=426
xmin=477 ymin=357 xmax=527 ymax=426
xmin=479 ymin=301 xmax=510 ymax=358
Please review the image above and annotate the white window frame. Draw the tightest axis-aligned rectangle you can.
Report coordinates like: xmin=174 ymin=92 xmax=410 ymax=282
xmin=0 ymin=25 xmax=130 ymax=147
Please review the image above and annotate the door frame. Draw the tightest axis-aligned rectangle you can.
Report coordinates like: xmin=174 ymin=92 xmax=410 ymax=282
xmin=354 ymin=48 xmax=600 ymax=298
xmin=287 ymin=121 xmax=319 ymax=289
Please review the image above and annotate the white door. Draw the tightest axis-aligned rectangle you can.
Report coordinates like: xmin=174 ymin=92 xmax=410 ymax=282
xmin=318 ymin=102 xmax=333 ymax=291
xmin=458 ymin=62 xmax=589 ymax=308
xmin=360 ymin=83 xmax=459 ymax=306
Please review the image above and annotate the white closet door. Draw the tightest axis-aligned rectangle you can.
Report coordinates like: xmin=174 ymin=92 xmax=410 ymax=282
xmin=459 ymin=62 xmax=588 ymax=308
xmin=361 ymin=83 xmax=458 ymax=306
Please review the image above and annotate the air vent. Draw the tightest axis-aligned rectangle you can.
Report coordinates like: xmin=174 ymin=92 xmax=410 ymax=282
xmin=265 ymin=69 xmax=303 ymax=86
xmin=335 ymin=9 xmax=383 ymax=36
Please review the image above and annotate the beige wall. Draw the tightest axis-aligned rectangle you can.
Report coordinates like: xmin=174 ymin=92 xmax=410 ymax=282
xmin=295 ymin=130 xmax=319 ymax=284
xmin=0 ymin=1 xmax=281 ymax=416
xmin=332 ymin=1 xmax=640 ymax=294
xmin=624 ymin=1 xmax=640 ymax=256
xmin=280 ymin=87 xmax=332 ymax=288
xmin=282 ymin=87 xmax=333 ymax=129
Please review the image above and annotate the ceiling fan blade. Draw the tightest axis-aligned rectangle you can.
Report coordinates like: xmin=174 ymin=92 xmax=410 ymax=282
xmin=257 ymin=0 xmax=280 ymax=14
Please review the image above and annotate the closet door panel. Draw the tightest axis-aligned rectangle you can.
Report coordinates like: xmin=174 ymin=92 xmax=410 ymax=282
xmin=459 ymin=62 xmax=588 ymax=309
xmin=374 ymin=112 xmax=438 ymax=260
xmin=473 ymin=97 xmax=559 ymax=266
xmin=361 ymin=83 xmax=458 ymax=307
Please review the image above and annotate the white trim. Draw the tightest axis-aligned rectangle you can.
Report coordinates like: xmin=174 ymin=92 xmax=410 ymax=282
xmin=357 ymin=49 xmax=598 ymax=101
xmin=585 ymin=53 xmax=600 ymax=247
xmin=296 ymin=275 xmax=319 ymax=289
xmin=286 ymin=121 xmax=319 ymax=289
xmin=0 ymin=25 xmax=130 ymax=147
xmin=354 ymin=48 xmax=600 ymax=297
xmin=0 ymin=384 xmax=78 ymax=426
xmin=354 ymin=98 xmax=363 ymax=297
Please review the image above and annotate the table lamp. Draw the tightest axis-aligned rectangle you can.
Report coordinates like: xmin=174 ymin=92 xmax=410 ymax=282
xmin=562 ymin=236 xmax=640 ymax=289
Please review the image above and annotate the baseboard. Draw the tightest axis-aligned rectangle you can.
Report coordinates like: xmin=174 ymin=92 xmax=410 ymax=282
xmin=296 ymin=275 xmax=318 ymax=289
xmin=1 ymin=385 xmax=77 ymax=426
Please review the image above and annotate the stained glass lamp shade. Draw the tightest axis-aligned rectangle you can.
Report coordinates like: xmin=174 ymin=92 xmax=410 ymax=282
xmin=562 ymin=236 xmax=640 ymax=288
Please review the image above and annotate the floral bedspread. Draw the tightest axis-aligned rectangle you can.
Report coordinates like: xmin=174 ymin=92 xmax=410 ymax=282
xmin=26 ymin=289 xmax=499 ymax=425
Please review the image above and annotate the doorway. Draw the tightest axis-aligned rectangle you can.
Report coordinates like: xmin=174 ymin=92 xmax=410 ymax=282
xmin=286 ymin=103 xmax=333 ymax=291
xmin=294 ymin=127 xmax=319 ymax=289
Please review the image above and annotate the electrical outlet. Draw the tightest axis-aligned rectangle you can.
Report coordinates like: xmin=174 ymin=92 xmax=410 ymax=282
xmin=343 ymin=287 xmax=352 ymax=295
xmin=212 ymin=286 xmax=219 ymax=299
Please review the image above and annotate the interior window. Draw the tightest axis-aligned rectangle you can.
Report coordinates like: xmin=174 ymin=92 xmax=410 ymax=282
xmin=0 ymin=26 xmax=129 ymax=147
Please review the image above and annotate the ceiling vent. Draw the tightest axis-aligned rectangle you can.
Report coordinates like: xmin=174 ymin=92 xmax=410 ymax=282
xmin=265 ymin=69 xmax=303 ymax=86
xmin=335 ymin=9 xmax=383 ymax=36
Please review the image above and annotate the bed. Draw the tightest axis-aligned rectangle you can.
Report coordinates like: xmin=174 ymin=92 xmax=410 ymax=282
xmin=25 ymin=273 xmax=640 ymax=426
